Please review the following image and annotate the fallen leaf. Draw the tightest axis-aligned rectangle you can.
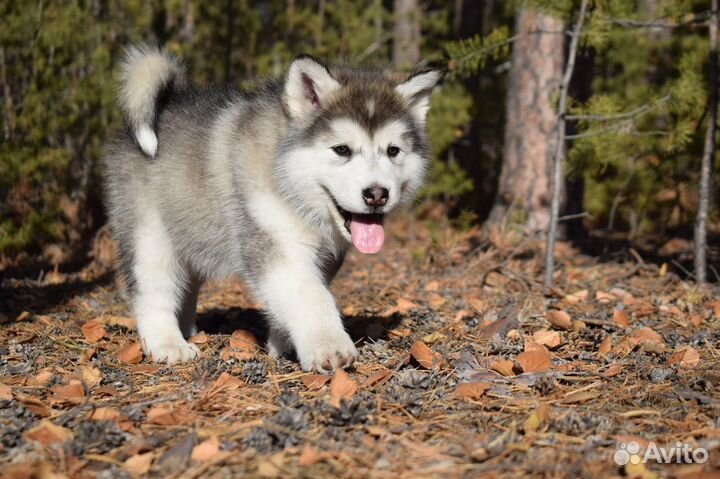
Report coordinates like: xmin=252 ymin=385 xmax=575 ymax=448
xmin=50 ymin=381 xmax=85 ymax=404
xmin=208 ymin=372 xmax=243 ymax=393
xmin=329 ymin=369 xmax=357 ymax=408
xmin=229 ymin=330 xmax=258 ymax=352
xmin=89 ymin=407 xmax=120 ymax=421
xmin=106 ymin=315 xmax=135 ymax=329
xmin=28 ymin=369 xmax=54 ymax=387
xmin=595 ymin=291 xmax=615 ymax=303
xmin=532 ymin=330 xmax=562 ymax=349
xmin=0 ymin=383 xmax=11 ymax=401
xmin=612 ymin=309 xmax=630 ymax=327
xmin=490 ymin=360 xmax=516 ymax=377
xmin=118 ymin=342 xmax=143 ymax=364
xmin=82 ymin=366 xmax=103 ymax=389
xmin=15 ymin=311 xmax=31 ymax=322
xmin=298 ymin=444 xmax=325 ymax=466
xmin=146 ymin=407 xmax=191 ymax=426
xmin=362 ymin=369 xmax=393 ymax=388
xmin=302 ymin=374 xmax=331 ymax=390
xmin=82 ymin=319 xmax=108 ymax=343
xmin=24 ymin=420 xmax=74 ymax=445
xmin=188 ymin=331 xmax=209 ymax=344
xmin=598 ymin=335 xmax=613 ymax=355
xmin=191 ymin=436 xmax=221 ymax=462
xmin=410 ymin=341 xmax=442 ymax=369
xmin=424 ymin=280 xmax=440 ymax=292
xmin=564 ymin=289 xmax=588 ymax=304
xmin=632 ymin=327 xmax=665 ymax=348
xmin=605 ymin=364 xmax=622 ymax=377
xmin=465 ymin=296 xmax=486 ymax=314
xmin=455 ymin=382 xmax=490 ymax=400
xmin=546 ymin=310 xmax=572 ymax=330
xmin=16 ymin=393 xmax=51 ymax=416
xmin=667 ymin=346 xmax=700 ymax=369
xmin=523 ymin=403 xmax=550 ymax=433
xmin=387 ymin=327 xmax=412 ymax=338
xmin=124 ymin=452 xmax=154 ymax=477
xmin=422 ymin=331 xmax=446 ymax=344
xmin=517 ymin=342 xmax=552 ymax=373
xmin=396 ymin=297 xmax=418 ymax=314
xmin=257 ymin=452 xmax=285 ymax=478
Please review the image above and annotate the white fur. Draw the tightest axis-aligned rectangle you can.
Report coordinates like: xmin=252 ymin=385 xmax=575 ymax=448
xmin=284 ymin=57 xmax=341 ymax=121
xmin=395 ymin=70 xmax=442 ymax=126
xmin=247 ymin=190 xmax=356 ymax=370
xmin=136 ymin=124 xmax=158 ymax=158
xmin=278 ymin=118 xmax=426 ymax=243
xmin=119 ymin=45 xmax=183 ymax=158
xmin=132 ymin=202 xmax=199 ymax=363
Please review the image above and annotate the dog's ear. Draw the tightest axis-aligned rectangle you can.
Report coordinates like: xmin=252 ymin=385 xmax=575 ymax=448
xmin=284 ymin=55 xmax=341 ymax=121
xmin=395 ymin=69 xmax=443 ymax=126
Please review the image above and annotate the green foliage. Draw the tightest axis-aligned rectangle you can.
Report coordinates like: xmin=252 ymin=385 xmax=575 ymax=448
xmin=445 ymin=26 xmax=511 ymax=78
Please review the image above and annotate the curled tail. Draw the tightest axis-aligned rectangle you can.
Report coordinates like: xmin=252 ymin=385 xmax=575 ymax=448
xmin=119 ymin=45 xmax=186 ymax=158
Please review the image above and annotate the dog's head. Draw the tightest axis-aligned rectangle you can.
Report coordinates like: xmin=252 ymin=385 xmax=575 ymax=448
xmin=276 ymin=55 xmax=441 ymax=254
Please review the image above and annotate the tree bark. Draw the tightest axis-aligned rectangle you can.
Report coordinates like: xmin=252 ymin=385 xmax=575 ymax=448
xmin=694 ymin=0 xmax=718 ymax=284
xmin=487 ymin=8 xmax=565 ymax=232
xmin=393 ymin=0 xmax=421 ymax=69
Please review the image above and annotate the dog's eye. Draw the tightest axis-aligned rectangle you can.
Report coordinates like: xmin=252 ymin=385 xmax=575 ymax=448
xmin=387 ymin=145 xmax=400 ymax=157
xmin=332 ymin=144 xmax=352 ymax=157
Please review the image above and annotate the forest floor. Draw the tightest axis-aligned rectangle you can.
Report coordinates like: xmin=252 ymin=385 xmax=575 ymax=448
xmin=1 ymin=217 xmax=719 ymax=479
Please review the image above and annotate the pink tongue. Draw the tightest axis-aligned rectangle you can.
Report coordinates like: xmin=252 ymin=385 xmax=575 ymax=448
xmin=349 ymin=214 xmax=385 ymax=254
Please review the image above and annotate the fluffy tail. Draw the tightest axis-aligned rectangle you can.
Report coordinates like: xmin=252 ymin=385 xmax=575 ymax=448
xmin=119 ymin=45 xmax=186 ymax=158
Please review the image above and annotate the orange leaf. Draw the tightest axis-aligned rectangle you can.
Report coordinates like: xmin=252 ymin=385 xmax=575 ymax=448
xmin=118 ymin=342 xmax=143 ymax=364
xmin=517 ymin=342 xmax=552 ymax=373
xmin=545 ymin=310 xmax=572 ymax=330
xmin=612 ymin=309 xmax=630 ymax=328
xmin=81 ymin=366 xmax=103 ymax=389
xmin=208 ymin=372 xmax=243 ymax=393
xmin=667 ymin=346 xmax=700 ymax=369
xmin=24 ymin=420 xmax=74 ymax=445
xmin=0 ymin=383 xmax=11 ymax=401
xmin=50 ymin=381 xmax=85 ymax=404
xmin=229 ymin=330 xmax=259 ymax=352
xmin=605 ymin=364 xmax=622 ymax=377
xmin=145 ymin=407 xmax=190 ymax=426
xmin=124 ymin=452 xmax=154 ymax=476
xmin=564 ymin=289 xmax=588 ymax=304
xmin=188 ymin=331 xmax=209 ymax=344
xmin=28 ymin=369 xmax=54 ymax=387
xmin=490 ymin=360 xmax=516 ymax=377
xmin=532 ymin=330 xmax=562 ymax=350
xmin=598 ymin=335 xmax=613 ymax=355
xmin=89 ymin=407 xmax=120 ymax=421
xmin=387 ymin=328 xmax=412 ymax=338
xmin=455 ymin=382 xmax=490 ymax=400
xmin=82 ymin=319 xmax=107 ymax=343
xmin=191 ymin=436 xmax=221 ymax=462
xmin=299 ymin=444 xmax=325 ymax=466
xmin=302 ymin=374 xmax=331 ymax=390
xmin=631 ymin=327 xmax=665 ymax=347
xmin=410 ymin=341 xmax=441 ymax=369
xmin=396 ymin=297 xmax=418 ymax=314
xmin=329 ymin=369 xmax=357 ymax=408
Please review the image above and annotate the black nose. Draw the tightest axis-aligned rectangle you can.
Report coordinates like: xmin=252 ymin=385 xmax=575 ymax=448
xmin=362 ymin=186 xmax=389 ymax=206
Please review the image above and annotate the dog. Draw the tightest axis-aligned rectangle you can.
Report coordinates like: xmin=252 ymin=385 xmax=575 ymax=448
xmin=103 ymin=45 xmax=440 ymax=371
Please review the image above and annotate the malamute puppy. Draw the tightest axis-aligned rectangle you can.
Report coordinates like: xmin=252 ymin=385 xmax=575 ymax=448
xmin=103 ymin=46 xmax=440 ymax=371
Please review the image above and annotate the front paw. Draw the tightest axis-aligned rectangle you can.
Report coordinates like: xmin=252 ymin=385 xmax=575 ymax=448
xmin=142 ymin=335 xmax=200 ymax=364
xmin=296 ymin=329 xmax=358 ymax=372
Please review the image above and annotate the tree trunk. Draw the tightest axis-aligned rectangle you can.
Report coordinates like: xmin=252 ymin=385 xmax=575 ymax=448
xmin=393 ymin=0 xmax=421 ymax=69
xmin=694 ymin=0 xmax=718 ymax=284
xmin=487 ymin=8 xmax=564 ymax=232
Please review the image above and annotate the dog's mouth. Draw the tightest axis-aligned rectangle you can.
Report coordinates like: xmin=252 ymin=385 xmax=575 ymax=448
xmin=333 ymin=202 xmax=385 ymax=255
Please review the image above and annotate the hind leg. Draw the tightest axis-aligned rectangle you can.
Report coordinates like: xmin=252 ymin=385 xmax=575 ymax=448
xmin=131 ymin=207 xmax=199 ymax=364
xmin=178 ymin=277 xmax=202 ymax=338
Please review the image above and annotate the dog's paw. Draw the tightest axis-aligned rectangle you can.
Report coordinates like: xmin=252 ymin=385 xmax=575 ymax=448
xmin=296 ymin=330 xmax=358 ymax=372
xmin=143 ymin=337 xmax=199 ymax=364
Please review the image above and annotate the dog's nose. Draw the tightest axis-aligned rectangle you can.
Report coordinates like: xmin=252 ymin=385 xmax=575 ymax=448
xmin=362 ymin=186 xmax=389 ymax=206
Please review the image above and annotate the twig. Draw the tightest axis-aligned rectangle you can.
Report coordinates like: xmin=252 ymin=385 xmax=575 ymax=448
xmin=694 ymin=0 xmax=718 ymax=284
xmin=565 ymin=95 xmax=670 ymax=121
xmin=544 ymin=0 xmax=589 ymax=289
